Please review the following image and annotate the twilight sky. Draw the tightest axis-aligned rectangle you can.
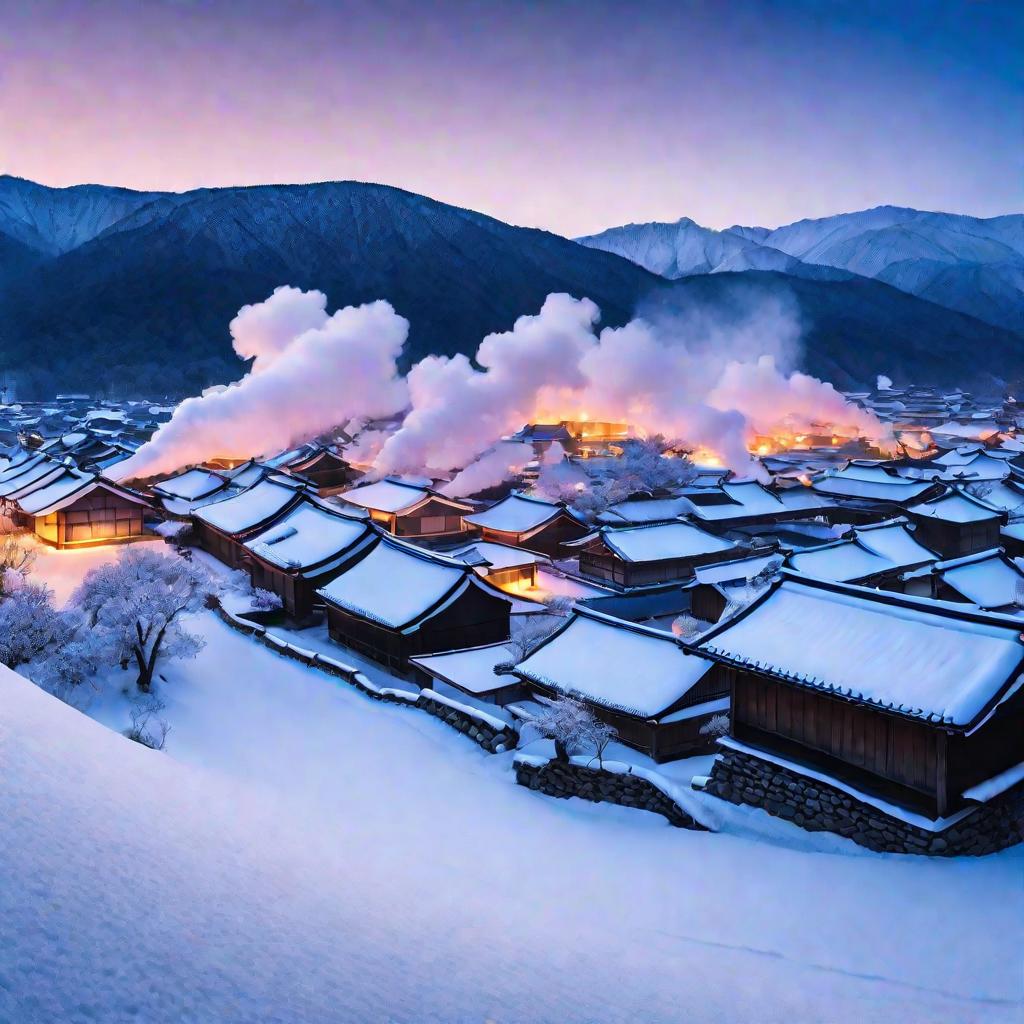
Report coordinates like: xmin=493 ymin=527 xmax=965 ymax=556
xmin=1 ymin=0 xmax=1020 ymax=236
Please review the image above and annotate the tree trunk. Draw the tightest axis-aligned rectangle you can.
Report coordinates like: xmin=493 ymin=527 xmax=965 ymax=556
xmin=553 ymin=738 xmax=569 ymax=762
xmin=134 ymin=645 xmax=152 ymax=692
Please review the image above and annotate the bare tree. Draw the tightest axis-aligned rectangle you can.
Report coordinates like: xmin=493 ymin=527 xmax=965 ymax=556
xmin=72 ymin=547 xmax=213 ymax=692
xmin=125 ymin=695 xmax=171 ymax=750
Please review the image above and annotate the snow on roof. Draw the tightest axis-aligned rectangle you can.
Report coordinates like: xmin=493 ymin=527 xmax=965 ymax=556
xmin=908 ymin=489 xmax=1003 ymax=524
xmin=935 ymin=551 xmax=1024 ymax=610
xmin=14 ymin=467 xmax=95 ymax=515
xmin=962 ymin=481 xmax=1024 ymax=516
xmin=448 ymin=540 xmax=549 ymax=571
xmin=597 ymin=496 xmax=693 ymax=525
xmin=318 ymin=538 xmax=490 ymax=629
xmin=591 ymin=521 xmax=736 ymax=563
xmin=221 ymin=461 xmax=267 ymax=489
xmin=0 ymin=459 xmax=66 ymax=499
xmin=410 ymin=642 xmax=515 ymax=695
xmin=683 ymin=481 xmax=785 ymax=522
xmin=812 ymin=472 xmax=934 ymax=503
xmin=0 ymin=452 xmax=50 ymax=489
xmin=693 ymin=553 xmax=783 ymax=586
xmin=515 ymin=611 xmax=716 ymax=718
xmin=339 ymin=478 xmax=440 ymax=514
xmin=152 ymin=468 xmax=229 ymax=501
xmin=194 ymin=478 xmax=304 ymax=535
xmin=463 ymin=492 xmax=571 ymax=534
xmin=698 ymin=574 xmax=1024 ymax=726
xmin=854 ymin=520 xmax=937 ymax=567
xmin=244 ymin=500 xmax=374 ymax=572
xmin=788 ymin=541 xmax=896 ymax=583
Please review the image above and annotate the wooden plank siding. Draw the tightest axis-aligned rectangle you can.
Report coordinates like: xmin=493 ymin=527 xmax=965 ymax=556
xmin=35 ymin=490 xmax=146 ymax=548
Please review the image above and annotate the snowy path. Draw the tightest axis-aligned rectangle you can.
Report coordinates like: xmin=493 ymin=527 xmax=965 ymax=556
xmin=2 ymin=545 xmax=1021 ymax=1022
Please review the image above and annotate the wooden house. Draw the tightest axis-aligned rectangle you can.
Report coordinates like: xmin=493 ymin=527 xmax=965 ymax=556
xmin=317 ymin=537 xmax=512 ymax=671
xmin=514 ymin=609 xmax=729 ymax=762
xmin=150 ymin=467 xmax=230 ymax=518
xmin=448 ymin=539 xmax=549 ymax=592
xmin=410 ymin=641 xmax=528 ymax=705
xmin=283 ymin=448 xmax=357 ymax=495
xmin=566 ymin=521 xmax=743 ymax=589
xmin=462 ymin=492 xmax=590 ymax=556
xmin=785 ymin=519 xmax=937 ymax=588
xmin=243 ymin=499 xmax=377 ymax=621
xmin=192 ymin=476 xmax=306 ymax=568
xmin=697 ymin=572 xmax=1024 ymax=820
xmin=339 ymin=477 xmax=470 ymax=538
xmin=900 ymin=548 xmax=1024 ymax=613
xmin=906 ymin=487 xmax=1005 ymax=558
xmin=810 ymin=464 xmax=942 ymax=515
xmin=4 ymin=464 xmax=150 ymax=547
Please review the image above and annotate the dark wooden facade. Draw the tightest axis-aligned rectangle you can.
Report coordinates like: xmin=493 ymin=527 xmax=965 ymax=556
xmin=369 ymin=497 xmax=468 ymax=538
xmin=909 ymin=514 xmax=1002 ymax=559
xmin=726 ymin=666 xmax=1024 ymax=817
xmin=577 ymin=545 xmax=738 ymax=589
xmin=247 ymin=547 xmax=370 ymax=622
xmin=286 ymin=450 xmax=356 ymax=494
xmin=325 ymin=583 xmax=511 ymax=672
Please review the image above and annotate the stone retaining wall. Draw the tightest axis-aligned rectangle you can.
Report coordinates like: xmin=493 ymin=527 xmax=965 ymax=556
xmin=213 ymin=602 xmax=518 ymax=751
xmin=515 ymin=758 xmax=705 ymax=830
xmin=703 ymin=748 xmax=1024 ymax=856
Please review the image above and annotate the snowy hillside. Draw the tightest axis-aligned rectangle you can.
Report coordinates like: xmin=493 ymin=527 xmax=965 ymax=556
xmin=2 ymin=544 xmax=1023 ymax=1023
xmin=580 ymin=206 xmax=1024 ymax=331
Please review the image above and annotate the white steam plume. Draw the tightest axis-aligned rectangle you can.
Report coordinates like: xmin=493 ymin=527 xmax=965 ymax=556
xmin=877 ymin=374 xmax=893 ymax=391
xmin=113 ymin=288 xmax=409 ymax=480
xmin=440 ymin=442 xmax=535 ymax=497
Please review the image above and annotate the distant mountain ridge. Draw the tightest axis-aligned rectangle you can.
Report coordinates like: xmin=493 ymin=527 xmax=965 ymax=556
xmin=578 ymin=206 xmax=1024 ymax=332
xmin=0 ymin=175 xmax=1021 ymax=398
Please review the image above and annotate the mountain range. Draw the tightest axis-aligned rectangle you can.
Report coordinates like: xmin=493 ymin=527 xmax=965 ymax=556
xmin=0 ymin=174 xmax=1020 ymax=398
xmin=578 ymin=207 xmax=1024 ymax=333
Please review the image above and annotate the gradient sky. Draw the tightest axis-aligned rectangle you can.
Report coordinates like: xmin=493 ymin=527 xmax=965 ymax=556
xmin=1 ymin=0 xmax=1020 ymax=236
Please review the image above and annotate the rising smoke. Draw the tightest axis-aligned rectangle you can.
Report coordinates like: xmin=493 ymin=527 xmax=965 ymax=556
xmin=118 ymin=285 xmax=887 ymax=483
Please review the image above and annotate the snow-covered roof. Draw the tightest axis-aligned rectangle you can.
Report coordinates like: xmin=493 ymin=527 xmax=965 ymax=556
xmin=515 ymin=610 xmax=717 ymax=718
xmin=17 ymin=471 xmax=149 ymax=517
xmin=597 ymin=496 xmax=693 ymax=526
xmin=698 ymin=573 xmax=1024 ymax=727
xmin=0 ymin=458 xmax=66 ymax=499
xmin=908 ymin=488 xmax=1003 ymax=524
xmin=579 ymin=522 xmax=736 ymax=563
xmin=194 ymin=478 xmax=304 ymax=535
xmin=692 ymin=552 xmax=783 ymax=586
xmin=220 ymin=460 xmax=266 ymax=489
xmin=318 ymin=538 xmax=502 ymax=630
xmin=933 ymin=550 xmax=1024 ymax=611
xmin=682 ymin=481 xmax=786 ymax=522
xmin=448 ymin=540 xmax=549 ymax=571
xmin=789 ymin=521 xmax=936 ymax=584
xmin=339 ymin=477 xmax=467 ymax=515
xmin=410 ymin=642 xmax=515 ymax=695
xmin=152 ymin=468 xmax=229 ymax=501
xmin=966 ymin=480 xmax=1024 ymax=516
xmin=0 ymin=452 xmax=52 ymax=490
xmin=244 ymin=500 xmax=375 ymax=573
xmin=463 ymin=491 xmax=574 ymax=534
xmin=812 ymin=470 xmax=935 ymax=503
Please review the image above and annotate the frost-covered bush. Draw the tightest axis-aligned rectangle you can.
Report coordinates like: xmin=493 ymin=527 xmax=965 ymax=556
xmin=252 ymin=588 xmax=283 ymax=612
xmin=72 ymin=547 xmax=213 ymax=692
xmin=671 ymin=613 xmax=702 ymax=640
xmin=36 ymin=632 xmax=106 ymax=707
xmin=125 ymin=695 xmax=171 ymax=750
xmin=495 ymin=614 xmax=565 ymax=674
xmin=699 ymin=713 xmax=730 ymax=738
xmin=0 ymin=582 xmax=76 ymax=668
xmin=529 ymin=695 xmax=617 ymax=764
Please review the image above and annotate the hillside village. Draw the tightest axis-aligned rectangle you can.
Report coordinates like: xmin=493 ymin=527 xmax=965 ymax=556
xmin=2 ymin=382 xmax=1023 ymax=858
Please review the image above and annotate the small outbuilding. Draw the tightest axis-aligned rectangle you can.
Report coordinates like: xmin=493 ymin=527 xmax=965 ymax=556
xmin=462 ymin=492 xmax=590 ymax=556
xmin=906 ymin=487 xmax=1005 ymax=558
xmin=514 ymin=608 xmax=728 ymax=762
xmin=339 ymin=477 xmax=471 ymax=538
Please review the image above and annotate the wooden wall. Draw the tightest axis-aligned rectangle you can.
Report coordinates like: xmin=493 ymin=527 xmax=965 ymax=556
xmin=912 ymin=516 xmax=1001 ymax=559
xmin=36 ymin=490 xmax=145 ymax=547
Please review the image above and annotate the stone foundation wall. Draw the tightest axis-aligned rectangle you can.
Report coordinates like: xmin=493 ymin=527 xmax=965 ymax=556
xmin=418 ymin=692 xmax=517 ymax=753
xmin=515 ymin=758 xmax=705 ymax=830
xmin=704 ymin=749 xmax=1024 ymax=856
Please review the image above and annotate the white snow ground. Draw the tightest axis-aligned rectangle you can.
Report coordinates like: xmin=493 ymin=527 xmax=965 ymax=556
xmin=2 ymin=544 xmax=1022 ymax=1023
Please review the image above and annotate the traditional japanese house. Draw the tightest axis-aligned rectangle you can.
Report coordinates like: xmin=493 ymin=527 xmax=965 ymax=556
xmin=810 ymin=463 xmax=941 ymax=516
xmin=566 ymin=521 xmax=744 ymax=589
xmin=317 ymin=537 xmax=513 ymax=670
xmin=0 ymin=452 xmax=64 ymax=501
xmin=150 ymin=467 xmax=231 ymax=518
xmin=462 ymin=492 xmax=589 ymax=556
xmin=410 ymin=641 xmax=527 ymax=706
xmin=192 ymin=475 xmax=306 ymax=568
xmin=448 ymin=539 xmax=549 ymax=592
xmin=906 ymin=487 xmax=1005 ymax=558
xmin=597 ymin=495 xmax=693 ymax=526
xmin=785 ymin=519 xmax=937 ymax=587
xmin=514 ymin=609 xmax=728 ymax=761
xmin=339 ymin=477 xmax=471 ymax=538
xmin=243 ymin=499 xmax=377 ymax=621
xmin=688 ymin=552 xmax=785 ymax=623
xmin=5 ymin=465 xmax=150 ymax=547
xmin=901 ymin=549 xmax=1024 ymax=613
xmin=682 ymin=479 xmax=836 ymax=531
xmin=697 ymin=572 xmax=1024 ymax=830
xmin=283 ymin=448 xmax=357 ymax=495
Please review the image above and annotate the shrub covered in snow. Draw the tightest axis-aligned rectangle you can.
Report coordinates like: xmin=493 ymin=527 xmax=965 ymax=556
xmin=699 ymin=713 xmax=730 ymax=738
xmin=529 ymin=695 xmax=617 ymax=764
xmin=252 ymin=588 xmax=284 ymax=612
xmin=72 ymin=547 xmax=213 ymax=692
xmin=0 ymin=582 xmax=76 ymax=669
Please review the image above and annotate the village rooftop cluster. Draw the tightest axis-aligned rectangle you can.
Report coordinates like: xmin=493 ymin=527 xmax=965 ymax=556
xmin=0 ymin=382 xmax=1022 ymax=856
